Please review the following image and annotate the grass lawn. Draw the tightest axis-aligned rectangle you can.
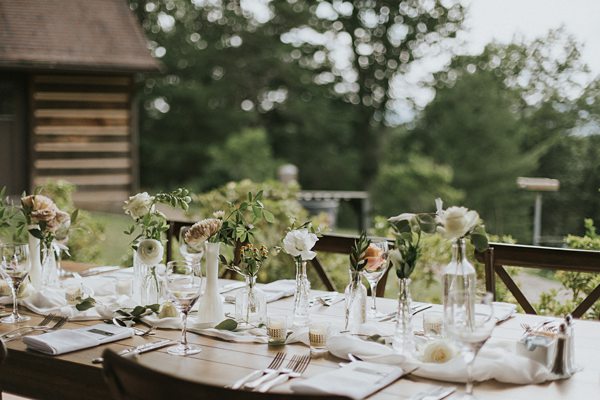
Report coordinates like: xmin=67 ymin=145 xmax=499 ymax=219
xmin=89 ymin=211 xmax=133 ymax=266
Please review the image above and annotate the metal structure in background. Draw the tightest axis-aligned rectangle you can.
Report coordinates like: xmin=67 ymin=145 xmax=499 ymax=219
xmin=517 ymin=177 xmax=560 ymax=245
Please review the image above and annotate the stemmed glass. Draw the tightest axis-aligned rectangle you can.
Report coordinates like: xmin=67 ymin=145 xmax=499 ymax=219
xmin=445 ymin=291 xmax=495 ymax=399
xmin=361 ymin=240 xmax=389 ymax=318
xmin=164 ymin=260 xmax=203 ymax=356
xmin=0 ymin=244 xmax=31 ymax=323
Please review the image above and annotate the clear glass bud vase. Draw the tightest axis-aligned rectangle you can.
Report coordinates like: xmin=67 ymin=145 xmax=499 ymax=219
xmin=132 ymin=240 xmax=165 ymax=305
xmin=442 ymin=238 xmax=476 ymax=332
xmin=392 ymin=277 xmax=414 ymax=354
xmin=292 ymin=259 xmax=310 ymax=327
xmin=344 ymin=270 xmax=367 ymax=333
xmin=41 ymin=245 xmax=59 ymax=288
xmin=235 ymin=276 xmax=266 ymax=326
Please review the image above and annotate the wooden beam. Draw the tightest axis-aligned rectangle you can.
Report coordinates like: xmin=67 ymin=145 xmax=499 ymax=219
xmin=35 ymin=142 xmax=130 ymax=152
xmin=495 ymin=265 xmax=537 ymax=314
xmin=572 ymin=283 xmax=600 ymax=318
xmin=34 ymin=109 xmax=129 ymax=119
xmin=34 ymin=75 xmax=131 ymax=86
xmin=33 ymin=92 xmax=129 ymax=102
xmin=34 ymin=174 xmax=132 ymax=186
xmin=72 ymin=191 xmax=130 ymax=203
xmin=35 ymin=158 xmax=131 ymax=170
xmin=35 ymin=126 xmax=129 ymax=136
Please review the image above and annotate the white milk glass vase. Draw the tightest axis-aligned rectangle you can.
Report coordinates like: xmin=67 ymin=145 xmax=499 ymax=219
xmin=28 ymin=228 xmax=43 ymax=290
xmin=195 ymin=241 xmax=224 ymax=325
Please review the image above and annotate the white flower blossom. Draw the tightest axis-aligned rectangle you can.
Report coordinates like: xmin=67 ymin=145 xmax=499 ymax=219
xmin=136 ymin=238 xmax=164 ymax=266
xmin=282 ymin=229 xmax=318 ymax=260
xmin=422 ymin=339 xmax=456 ymax=363
xmin=435 ymin=198 xmax=479 ymax=240
xmin=123 ymin=192 xmax=154 ymax=219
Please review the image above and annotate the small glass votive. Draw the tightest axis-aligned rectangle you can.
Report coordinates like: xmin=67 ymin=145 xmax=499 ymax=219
xmin=309 ymin=321 xmax=329 ymax=354
xmin=267 ymin=316 xmax=288 ymax=345
xmin=423 ymin=311 xmax=443 ymax=337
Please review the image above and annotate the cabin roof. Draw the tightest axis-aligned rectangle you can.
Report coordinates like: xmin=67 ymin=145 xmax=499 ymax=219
xmin=0 ymin=0 xmax=160 ymax=73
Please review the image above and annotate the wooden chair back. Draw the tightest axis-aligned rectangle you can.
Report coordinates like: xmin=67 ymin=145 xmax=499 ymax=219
xmin=101 ymin=349 xmax=350 ymax=400
xmin=476 ymin=242 xmax=600 ymax=318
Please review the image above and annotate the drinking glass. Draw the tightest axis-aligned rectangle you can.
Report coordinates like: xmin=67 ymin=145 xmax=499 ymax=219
xmin=361 ymin=240 xmax=389 ymax=318
xmin=164 ymin=260 xmax=203 ymax=356
xmin=179 ymin=226 xmax=204 ymax=265
xmin=445 ymin=291 xmax=495 ymax=399
xmin=0 ymin=243 xmax=31 ymax=323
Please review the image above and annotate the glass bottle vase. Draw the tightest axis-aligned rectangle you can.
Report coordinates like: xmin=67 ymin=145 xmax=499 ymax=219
xmin=392 ymin=277 xmax=414 ymax=354
xmin=41 ymin=246 xmax=59 ymax=288
xmin=235 ymin=276 xmax=266 ymax=327
xmin=292 ymin=259 xmax=310 ymax=327
xmin=442 ymin=238 xmax=476 ymax=333
xmin=344 ymin=270 xmax=367 ymax=333
xmin=132 ymin=240 xmax=165 ymax=305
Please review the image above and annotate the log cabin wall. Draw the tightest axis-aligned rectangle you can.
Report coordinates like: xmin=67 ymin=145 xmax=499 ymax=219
xmin=30 ymin=74 xmax=137 ymax=211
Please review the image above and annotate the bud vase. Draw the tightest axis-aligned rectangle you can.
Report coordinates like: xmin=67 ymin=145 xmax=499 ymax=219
xmin=42 ymin=246 xmax=59 ymax=288
xmin=292 ymin=259 xmax=310 ymax=327
xmin=132 ymin=240 xmax=165 ymax=305
xmin=442 ymin=238 xmax=476 ymax=332
xmin=392 ymin=277 xmax=414 ymax=354
xmin=28 ymin=230 xmax=43 ymax=290
xmin=344 ymin=270 xmax=366 ymax=333
xmin=195 ymin=242 xmax=224 ymax=325
xmin=235 ymin=276 xmax=266 ymax=326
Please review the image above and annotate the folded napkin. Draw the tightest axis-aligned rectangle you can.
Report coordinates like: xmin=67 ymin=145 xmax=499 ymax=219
xmin=188 ymin=326 xmax=310 ymax=345
xmin=225 ymin=280 xmax=296 ymax=303
xmin=291 ymin=361 xmax=404 ymax=400
xmin=327 ymin=334 xmax=559 ymax=384
xmin=23 ymin=323 xmax=133 ymax=355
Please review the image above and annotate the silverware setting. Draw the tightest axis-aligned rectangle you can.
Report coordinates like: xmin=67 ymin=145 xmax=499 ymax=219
xmin=244 ymin=352 xmax=288 ymax=389
xmin=256 ymin=354 xmax=311 ymax=392
xmin=1 ymin=314 xmax=68 ymax=342
xmin=230 ymin=351 xmax=286 ymax=390
xmin=308 ymin=294 xmax=339 ymax=307
xmin=377 ymin=304 xmax=433 ymax=322
xmin=91 ymin=338 xmax=173 ymax=364
xmin=409 ymin=385 xmax=456 ymax=400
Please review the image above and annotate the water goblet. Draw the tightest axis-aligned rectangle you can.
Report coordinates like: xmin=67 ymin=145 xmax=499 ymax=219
xmin=360 ymin=240 xmax=389 ymax=318
xmin=0 ymin=243 xmax=31 ymax=323
xmin=445 ymin=291 xmax=495 ymax=399
xmin=164 ymin=260 xmax=204 ymax=356
xmin=179 ymin=226 xmax=204 ymax=266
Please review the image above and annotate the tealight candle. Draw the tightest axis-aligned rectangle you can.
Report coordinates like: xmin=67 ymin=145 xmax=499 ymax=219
xmin=309 ymin=321 xmax=329 ymax=352
xmin=423 ymin=311 xmax=443 ymax=337
xmin=267 ymin=316 xmax=288 ymax=345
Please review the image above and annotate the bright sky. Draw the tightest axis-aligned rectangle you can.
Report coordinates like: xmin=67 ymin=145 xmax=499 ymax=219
xmin=464 ymin=0 xmax=600 ymax=76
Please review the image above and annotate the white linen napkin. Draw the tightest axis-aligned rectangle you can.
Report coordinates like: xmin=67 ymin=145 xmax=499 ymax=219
xmin=224 ymin=280 xmax=296 ymax=303
xmin=188 ymin=326 xmax=310 ymax=345
xmin=327 ymin=334 xmax=559 ymax=384
xmin=291 ymin=361 xmax=404 ymax=400
xmin=23 ymin=323 xmax=134 ymax=355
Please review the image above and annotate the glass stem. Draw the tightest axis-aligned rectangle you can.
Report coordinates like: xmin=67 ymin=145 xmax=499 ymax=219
xmin=370 ymin=281 xmax=377 ymax=313
xmin=180 ymin=311 xmax=189 ymax=348
xmin=465 ymin=359 xmax=474 ymax=395
xmin=11 ymin=283 xmax=20 ymax=319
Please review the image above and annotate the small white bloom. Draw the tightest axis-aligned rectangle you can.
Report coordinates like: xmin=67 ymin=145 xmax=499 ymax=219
xmin=123 ymin=192 xmax=154 ymax=219
xmin=282 ymin=229 xmax=318 ymax=260
xmin=422 ymin=339 xmax=456 ymax=363
xmin=212 ymin=210 xmax=225 ymax=219
xmin=388 ymin=213 xmax=415 ymax=223
xmin=388 ymin=249 xmax=403 ymax=268
xmin=136 ymin=239 xmax=164 ymax=266
xmin=436 ymin=206 xmax=479 ymax=240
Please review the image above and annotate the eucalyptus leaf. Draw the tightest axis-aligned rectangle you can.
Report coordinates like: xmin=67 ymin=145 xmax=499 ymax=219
xmin=214 ymin=318 xmax=238 ymax=331
xmin=75 ymin=297 xmax=96 ymax=311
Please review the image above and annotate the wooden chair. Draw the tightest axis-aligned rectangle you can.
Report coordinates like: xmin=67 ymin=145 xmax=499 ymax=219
xmin=475 ymin=242 xmax=600 ymax=318
xmin=101 ymin=349 xmax=350 ymax=400
xmin=166 ymin=221 xmax=393 ymax=297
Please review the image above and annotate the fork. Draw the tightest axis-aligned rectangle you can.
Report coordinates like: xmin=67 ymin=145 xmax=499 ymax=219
xmin=231 ymin=352 xmax=286 ymax=390
xmin=4 ymin=315 xmax=68 ymax=342
xmin=0 ymin=313 xmax=56 ymax=339
xmin=257 ymin=354 xmax=310 ymax=392
xmin=409 ymin=385 xmax=456 ymax=400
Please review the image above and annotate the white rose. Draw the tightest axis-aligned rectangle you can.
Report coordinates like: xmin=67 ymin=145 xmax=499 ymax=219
xmin=283 ymin=229 xmax=318 ymax=260
xmin=123 ymin=192 xmax=153 ymax=219
xmin=422 ymin=340 xmax=456 ymax=363
xmin=436 ymin=206 xmax=479 ymax=240
xmin=22 ymin=195 xmax=58 ymax=223
xmin=136 ymin=239 xmax=164 ymax=266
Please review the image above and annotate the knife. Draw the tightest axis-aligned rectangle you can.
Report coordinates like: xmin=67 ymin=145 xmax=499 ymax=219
xmin=219 ymin=282 xmax=245 ymax=294
xmin=79 ymin=266 xmax=122 ymax=277
xmin=91 ymin=339 xmax=173 ymax=364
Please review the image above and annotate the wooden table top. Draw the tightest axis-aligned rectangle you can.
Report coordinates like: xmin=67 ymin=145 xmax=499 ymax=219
xmin=0 ymin=284 xmax=599 ymax=400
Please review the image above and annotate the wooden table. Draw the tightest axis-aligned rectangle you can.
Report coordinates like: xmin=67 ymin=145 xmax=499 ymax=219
xmin=0 ymin=286 xmax=599 ymax=400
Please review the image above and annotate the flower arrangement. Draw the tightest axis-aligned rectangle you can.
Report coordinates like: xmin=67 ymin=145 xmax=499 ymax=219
xmin=435 ymin=198 xmax=488 ymax=251
xmin=184 ymin=215 xmax=223 ymax=251
xmin=282 ymin=223 xmax=319 ymax=263
xmin=123 ymin=188 xmax=192 ymax=249
xmin=387 ymin=213 xmax=436 ymax=279
xmin=226 ymin=243 xmax=270 ymax=279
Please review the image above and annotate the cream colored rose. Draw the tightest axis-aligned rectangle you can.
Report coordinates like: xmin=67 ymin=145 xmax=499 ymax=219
xmin=436 ymin=206 xmax=479 ymax=240
xmin=282 ymin=229 xmax=318 ymax=260
xmin=159 ymin=301 xmax=179 ymax=318
xmin=422 ymin=340 xmax=456 ymax=363
xmin=22 ymin=195 xmax=57 ymax=223
xmin=136 ymin=239 xmax=164 ymax=266
xmin=47 ymin=210 xmax=71 ymax=234
xmin=123 ymin=192 xmax=153 ymax=219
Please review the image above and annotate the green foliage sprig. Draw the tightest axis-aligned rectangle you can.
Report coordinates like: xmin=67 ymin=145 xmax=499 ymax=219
xmin=220 ymin=243 xmax=271 ymax=279
xmin=389 ymin=213 xmax=437 ymax=279
xmin=349 ymin=231 xmax=370 ymax=272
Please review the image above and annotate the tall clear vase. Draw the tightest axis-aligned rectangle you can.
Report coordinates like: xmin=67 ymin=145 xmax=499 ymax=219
xmin=132 ymin=240 xmax=165 ymax=305
xmin=292 ymin=259 xmax=310 ymax=327
xmin=235 ymin=276 xmax=266 ymax=326
xmin=344 ymin=270 xmax=366 ymax=333
xmin=442 ymin=238 xmax=476 ymax=333
xmin=41 ymin=246 xmax=59 ymax=288
xmin=392 ymin=277 xmax=414 ymax=354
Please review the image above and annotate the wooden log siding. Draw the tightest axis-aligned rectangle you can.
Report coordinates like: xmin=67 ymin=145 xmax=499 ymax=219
xmin=31 ymin=74 xmax=135 ymax=208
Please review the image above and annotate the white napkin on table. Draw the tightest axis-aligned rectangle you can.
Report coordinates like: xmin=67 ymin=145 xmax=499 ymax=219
xmin=327 ymin=334 xmax=559 ymax=384
xmin=291 ymin=361 xmax=404 ymax=400
xmin=224 ymin=280 xmax=296 ymax=303
xmin=188 ymin=325 xmax=310 ymax=345
xmin=23 ymin=323 xmax=133 ymax=355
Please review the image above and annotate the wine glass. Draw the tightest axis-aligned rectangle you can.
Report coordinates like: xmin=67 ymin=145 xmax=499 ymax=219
xmin=164 ymin=260 xmax=203 ymax=356
xmin=445 ymin=291 xmax=495 ymax=399
xmin=361 ymin=240 xmax=389 ymax=318
xmin=0 ymin=243 xmax=31 ymax=323
xmin=179 ymin=226 xmax=204 ymax=265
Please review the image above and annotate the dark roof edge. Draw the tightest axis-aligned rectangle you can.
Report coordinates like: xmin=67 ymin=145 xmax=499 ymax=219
xmin=0 ymin=59 xmax=163 ymax=74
